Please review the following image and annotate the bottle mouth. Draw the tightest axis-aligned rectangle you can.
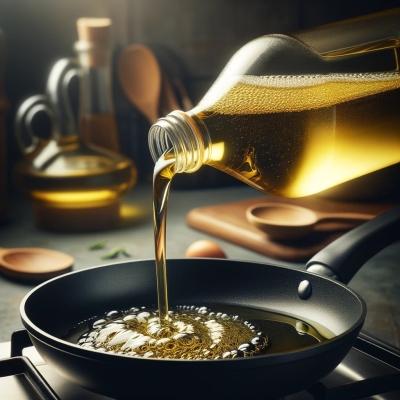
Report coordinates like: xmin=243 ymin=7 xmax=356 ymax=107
xmin=148 ymin=111 xmax=207 ymax=173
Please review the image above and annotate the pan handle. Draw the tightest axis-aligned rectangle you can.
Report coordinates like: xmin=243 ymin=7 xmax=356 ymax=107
xmin=306 ymin=206 xmax=400 ymax=283
xmin=11 ymin=329 xmax=33 ymax=357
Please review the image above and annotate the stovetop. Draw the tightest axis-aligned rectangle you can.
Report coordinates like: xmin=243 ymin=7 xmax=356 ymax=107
xmin=0 ymin=331 xmax=399 ymax=399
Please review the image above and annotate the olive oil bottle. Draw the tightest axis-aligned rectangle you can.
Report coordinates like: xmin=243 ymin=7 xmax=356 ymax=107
xmin=149 ymin=10 xmax=400 ymax=198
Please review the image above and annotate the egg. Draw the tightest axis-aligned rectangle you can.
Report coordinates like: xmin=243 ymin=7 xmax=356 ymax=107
xmin=185 ymin=240 xmax=227 ymax=258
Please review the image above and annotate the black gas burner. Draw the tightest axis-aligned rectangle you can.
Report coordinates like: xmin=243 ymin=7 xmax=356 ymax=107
xmin=0 ymin=331 xmax=399 ymax=400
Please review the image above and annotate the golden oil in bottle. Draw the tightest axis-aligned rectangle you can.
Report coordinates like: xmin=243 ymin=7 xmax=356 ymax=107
xmin=193 ymin=72 xmax=400 ymax=197
xmin=16 ymin=136 xmax=135 ymax=231
xmin=149 ymin=72 xmax=400 ymax=199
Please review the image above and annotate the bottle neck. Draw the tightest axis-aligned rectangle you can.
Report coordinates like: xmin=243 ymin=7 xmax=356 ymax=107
xmin=75 ymin=41 xmax=114 ymax=115
xmin=148 ymin=110 xmax=210 ymax=173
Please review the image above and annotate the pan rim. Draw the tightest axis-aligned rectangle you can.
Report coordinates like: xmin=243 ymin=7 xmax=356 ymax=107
xmin=20 ymin=257 xmax=366 ymax=365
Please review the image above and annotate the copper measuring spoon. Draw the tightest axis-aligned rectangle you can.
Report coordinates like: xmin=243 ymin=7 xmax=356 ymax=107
xmin=0 ymin=247 xmax=73 ymax=281
xmin=246 ymin=202 xmax=372 ymax=240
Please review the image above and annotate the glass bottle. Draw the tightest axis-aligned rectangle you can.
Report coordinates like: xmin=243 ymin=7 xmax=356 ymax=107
xmin=149 ymin=9 xmax=400 ymax=198
xmin=76 ymin=18 xmax=120 ymax=152
xmin=15 ymin=58 xmax=136 ymax=231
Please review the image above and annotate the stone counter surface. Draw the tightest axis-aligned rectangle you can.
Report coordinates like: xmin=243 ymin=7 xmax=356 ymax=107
xmin=0 ymin=185 xmax=399 ymax=347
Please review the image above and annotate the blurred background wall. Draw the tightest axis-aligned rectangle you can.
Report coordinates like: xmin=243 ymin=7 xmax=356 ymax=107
xmin=0 ymin=0 xmax=400 ymax=188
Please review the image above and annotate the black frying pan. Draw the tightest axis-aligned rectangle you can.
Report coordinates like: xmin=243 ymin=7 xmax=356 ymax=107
xmin=19 ymin=207 xmax=400 ymax=399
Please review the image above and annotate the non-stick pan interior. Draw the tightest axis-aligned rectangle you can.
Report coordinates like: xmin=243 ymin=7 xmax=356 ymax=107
xmin=21 ymin=258 xmax=365 ymax=342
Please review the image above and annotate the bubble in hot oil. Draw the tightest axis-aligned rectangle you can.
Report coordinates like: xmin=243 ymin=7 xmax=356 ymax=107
xmin=106 ymin=310 xmax=121 ymax=319
xmin=76 ymin=306 xmax=269 ymax=360
xmin=92 ymin=319 xmax=106 ymax=329
xmin=295 ymin=321 xmax=310 ymax=335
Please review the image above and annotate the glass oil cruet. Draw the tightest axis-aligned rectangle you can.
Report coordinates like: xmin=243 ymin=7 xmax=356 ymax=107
xmin=76 ymin=18 xmax=121 ymax=153
xmin=148 ymin=8 xmax=400 ymax=198
xmin=15 ymin=57 xmax=136 ymax=231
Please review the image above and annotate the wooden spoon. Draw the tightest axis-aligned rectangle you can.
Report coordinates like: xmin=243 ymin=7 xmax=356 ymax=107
xmin=118 ymin=44 xmax=162 ymax=123
xmin=246 ymin=202 xmax=372 ymax=240
xmin=0 ymin=247 xmax=73 ymax=281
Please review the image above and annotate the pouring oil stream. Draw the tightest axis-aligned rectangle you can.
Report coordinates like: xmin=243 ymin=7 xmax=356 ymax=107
xmin=152 ymin=151 xmax=176 ymax=320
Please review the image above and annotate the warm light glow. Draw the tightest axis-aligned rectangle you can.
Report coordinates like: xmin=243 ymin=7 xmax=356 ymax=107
xmin=119 ymin=203 xmax=147 ymax=221
xmin=288 ymin=108 xmax=336 ymax=197
xmin=209 ymin=142 xmax=225 ymax=161
xmin=289 ymin=110 xmax=400 ymax=197
xmin=31 ymin=190 xmax=118 ymax=207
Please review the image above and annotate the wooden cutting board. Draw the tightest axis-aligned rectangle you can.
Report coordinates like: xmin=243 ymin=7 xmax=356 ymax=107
xmin=186 ymin=196 xmax=395 ymax=262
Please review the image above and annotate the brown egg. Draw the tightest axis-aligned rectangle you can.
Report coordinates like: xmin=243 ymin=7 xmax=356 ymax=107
xmin=185 ymin=240 xmax=227 ymax=258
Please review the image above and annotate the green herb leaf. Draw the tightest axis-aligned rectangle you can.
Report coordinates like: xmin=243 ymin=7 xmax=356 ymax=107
xmin=89 ymin=241 xmax=107 ymax=251
xmin=101 ymin=248 xmax=132 ymax=260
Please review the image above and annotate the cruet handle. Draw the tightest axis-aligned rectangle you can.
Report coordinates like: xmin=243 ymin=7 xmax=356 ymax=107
xmin=46 ymin=58 xmax=79 ymax=137
xmin=14 ymin=95 xmax=56 ymax=155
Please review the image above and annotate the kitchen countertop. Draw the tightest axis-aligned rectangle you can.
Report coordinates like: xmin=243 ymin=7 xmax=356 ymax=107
xmin=0 ymin=184 xmax=399 ymax=347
